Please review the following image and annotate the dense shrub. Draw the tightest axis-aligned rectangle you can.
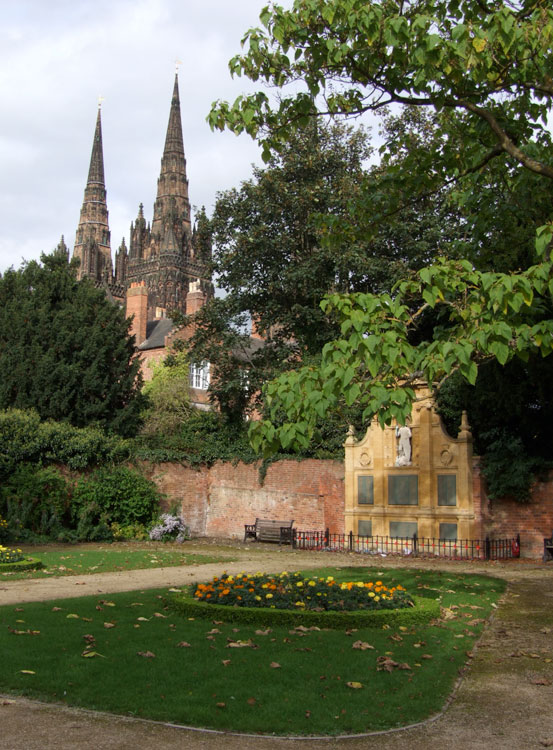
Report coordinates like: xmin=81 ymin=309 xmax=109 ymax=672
xmin=72 ymin=466 xmax=162 ymax=529
xmin=0 ymin=409 xmax=132 ymax=478
xmin=0 ymin=464 xmax=70 ymax=541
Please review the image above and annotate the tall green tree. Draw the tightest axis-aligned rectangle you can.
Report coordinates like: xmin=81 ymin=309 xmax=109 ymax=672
xmin=205 ymin=0 xmax=553 ymax=461
xmin=183 ymin=119 xmax=460 ymax=421
xmin=0 ymin=251 xmax=144 ymax=436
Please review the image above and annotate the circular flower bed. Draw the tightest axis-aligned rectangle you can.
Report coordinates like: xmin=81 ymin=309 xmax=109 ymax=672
xmin=194 ymin=571 xmax=414 ymax=612
xmin=0 ymin=545 xmax=43 ymax=572
xmin=0 ymin=545 xmax=25 ymax=564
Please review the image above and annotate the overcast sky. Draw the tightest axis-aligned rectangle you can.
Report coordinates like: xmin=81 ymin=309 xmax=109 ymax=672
xmin=0 ymin=0 xmax=294 ymax=274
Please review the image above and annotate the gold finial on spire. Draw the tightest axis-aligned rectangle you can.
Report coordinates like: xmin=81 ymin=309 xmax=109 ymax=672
xmin=98 ymin=95 xmax=105 ymax=110
xmin=175 ymin=58 xmax=182 ymax=74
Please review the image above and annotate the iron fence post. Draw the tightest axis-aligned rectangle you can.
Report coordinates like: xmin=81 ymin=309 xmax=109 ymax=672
xmin=485 ymin=535 xmax=491 ymax=560
xmin=413 ymin=533 xmax=418 ymax=556
xmin=349 ymin=530 xmax=353 ymax=551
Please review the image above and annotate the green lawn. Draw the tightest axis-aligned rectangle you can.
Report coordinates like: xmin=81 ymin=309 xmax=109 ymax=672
xmin=0 ymin=566 xmax=505 ymax=735
xmin=0 ymin=543 xmax=234 ymax=580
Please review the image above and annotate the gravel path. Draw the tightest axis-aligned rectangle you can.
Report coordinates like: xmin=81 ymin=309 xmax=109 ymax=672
xmin=1 ymin=542 xmax=553 ymax=749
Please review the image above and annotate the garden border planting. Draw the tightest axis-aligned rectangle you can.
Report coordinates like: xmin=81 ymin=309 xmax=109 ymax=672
xmin=0 ymin=557 xmax=43 ymax=572
xmin=170 ymin=589 xmax=440 ymax=628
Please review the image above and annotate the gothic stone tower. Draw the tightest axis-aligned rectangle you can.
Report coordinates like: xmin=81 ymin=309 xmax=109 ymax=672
xmin=125 ymin=73 xmax=211 ymax=318
xmin=73 ymin=107 xmax=113 ymax=283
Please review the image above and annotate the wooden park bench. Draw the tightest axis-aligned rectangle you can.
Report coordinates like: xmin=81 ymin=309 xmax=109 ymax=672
xmin=544 ymin=531 xmax=553 ymax=562
xmin=244 ymin=518 xmax=294 ymax=545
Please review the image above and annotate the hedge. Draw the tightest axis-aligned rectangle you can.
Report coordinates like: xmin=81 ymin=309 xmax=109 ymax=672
xmin=168 ymin=590 xmax=440 ymax=629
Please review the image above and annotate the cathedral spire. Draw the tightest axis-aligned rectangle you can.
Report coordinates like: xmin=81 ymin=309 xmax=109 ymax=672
xmin=87 ymin=108 xmax=105 ymax=186
xmin=72 ymin=105 xmax=112 ymax=281
xmin=151 ymin=73 xmax=191 ymax=248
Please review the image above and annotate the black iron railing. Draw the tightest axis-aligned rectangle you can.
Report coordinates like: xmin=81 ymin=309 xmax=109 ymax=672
xmin=291 ymin=529 xmax=521 ymax=560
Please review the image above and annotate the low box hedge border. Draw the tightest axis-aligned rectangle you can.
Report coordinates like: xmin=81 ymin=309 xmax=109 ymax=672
xmin=0 ymin=557 xmax=44 ymax=573
xmin=169 ymin=590 xmax=440 ymax=629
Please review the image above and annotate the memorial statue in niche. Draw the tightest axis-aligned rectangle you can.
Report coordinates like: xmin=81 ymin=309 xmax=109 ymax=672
xmin=395 ymin=422 xmax=412 ymax=466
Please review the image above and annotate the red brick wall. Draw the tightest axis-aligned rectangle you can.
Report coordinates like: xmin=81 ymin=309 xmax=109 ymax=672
xmin=474 ymin=462 xmax=553 ymax=558
xmin=140 ymin=458 xmax=552 ymax=558
xmin=140 ymin=459 xmax=345 ymax=538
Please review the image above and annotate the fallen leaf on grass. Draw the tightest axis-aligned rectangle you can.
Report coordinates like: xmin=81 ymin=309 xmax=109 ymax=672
xmin=247 ymin=697 xmax=256 ymax=706
xmin=352 ymin=640 xmax=374 ymax=651
xmin=216 ymin=702 xmax=226 ymax=708
xmin=81 ymin=651 xmax=105 ymax=659
xmin=103 ymin=622 xmax=115 ymax=629
xmin=226 ymin=639 xmax=257 ymax=649
xmin=376 ymin=656 xmax=411 ymax=672
xmin=255 ymin=629 xmax=271 ymax=636
xmin=222 ymin=659 xmax=231 ymax=666
xmin=51 ymin=607 xmax=63 ymax=612
xmin=421 ymin=654 xmax=433 ymax=660
xmin=177 ymin=641 xmax=191 ymax=648
xmin=346 ymin=681 xmax=363 ymax=689
xmin=153 ymin=612 xmax=168 ymax=619
xmin=99 ymin=601 xmax=116 ymax=607
xmin=168 ymin=588 xmax=181 ymax=593
xmin=137 ymin=617 xmax=150 ymax=622
xmin=270 ymin=662 xmax=281 ymax=669
xmin=19 ymin=670 xmax=35 ymax=674
xmin=530 ymin=676 xmax=552 ymax=686
xmin=137 ymin=651 xmax=156 ymax=659
xmin=66 ymin=614 xmax=80 ymax=619
xmin=207 ymin=628 xmax=221 ymax=634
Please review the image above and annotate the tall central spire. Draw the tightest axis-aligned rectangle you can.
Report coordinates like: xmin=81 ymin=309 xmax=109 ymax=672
xmin=72 ymin=106 xmax=112 ymax=281
xmin=151 ymin=73 xmax=191 ymax=249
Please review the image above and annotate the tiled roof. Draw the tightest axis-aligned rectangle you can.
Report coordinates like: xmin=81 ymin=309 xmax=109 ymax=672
xmin=137 ymin=318 xmax=174 ymax=350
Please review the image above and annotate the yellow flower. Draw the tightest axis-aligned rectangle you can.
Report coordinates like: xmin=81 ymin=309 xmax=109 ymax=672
xmin=255 ymin=595 xmax=262 ymax=601
xmin=368 ymin=591 xmax=375 ymax=598
xmin=374 ymin=596 xmax=380 ymax=602
xmin=296 ymin=581 xmax=303 ymax=587
xmin=308 ymin=580 xmax=316 ymax=587
xmin=265 ymin=593 xmax=273 ymax=599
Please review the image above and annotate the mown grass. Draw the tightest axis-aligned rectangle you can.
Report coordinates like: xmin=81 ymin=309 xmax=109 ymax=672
xmin=0 ymin=566 xmax=505 ymax=735
xmin=0 ymin=543 xmax=234 ymax=581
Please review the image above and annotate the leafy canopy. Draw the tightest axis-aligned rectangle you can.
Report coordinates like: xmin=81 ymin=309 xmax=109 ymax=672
xmin=207 ymin=0 xmax=553 ymax=455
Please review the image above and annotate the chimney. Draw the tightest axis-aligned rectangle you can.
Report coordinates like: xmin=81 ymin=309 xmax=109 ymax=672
xmin=126 ymin=281 xmax=148 ymax=345
xmin=186 ymin=279 xmax=206 ymax=315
